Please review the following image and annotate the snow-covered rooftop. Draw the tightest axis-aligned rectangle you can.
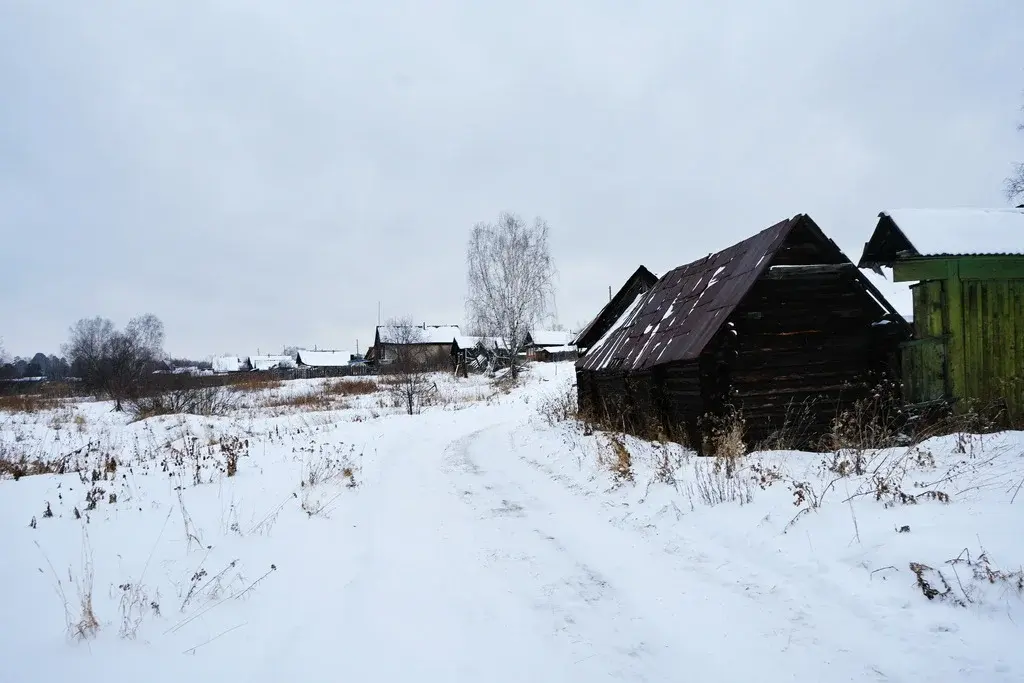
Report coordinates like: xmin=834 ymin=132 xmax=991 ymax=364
xmin=527 ymin=330 xmax=576 ymax=347
xmin=296 ymin=350 xmax=353 ymax=367
xmin=377 ymin=325 xmax=461 ymax=345
xmin=212 ymin=356 xmax=247 ymax=373
xmin=582 ymin=289 xmax=649 ymax=370
xmin=453 ymin=336 xmax=508 ymax=350
xmin=882 ymin=208 xmax=1024 ymax=256
xmin=250 ymin=355 xmax=296 ymax=371
xmin=540 ymin=345 xmax=577 ymax=354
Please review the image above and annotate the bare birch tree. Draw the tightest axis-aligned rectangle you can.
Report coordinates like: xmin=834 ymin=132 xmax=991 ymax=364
xmin=466 ymin=212 xmax=556 ymax=378
xmin=1007 ymin=97 xmax=1024 ymax=204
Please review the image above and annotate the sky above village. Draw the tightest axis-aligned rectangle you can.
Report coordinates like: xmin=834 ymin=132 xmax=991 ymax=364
xmin=1 ymin=1 xmax=1022 ymax=359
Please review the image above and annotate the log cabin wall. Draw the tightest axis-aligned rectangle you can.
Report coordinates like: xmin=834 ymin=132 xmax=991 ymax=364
xmin=725 ymin=266 xmax=902 ymax=447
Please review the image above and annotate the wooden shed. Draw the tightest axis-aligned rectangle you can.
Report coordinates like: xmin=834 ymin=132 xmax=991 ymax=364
xmin=574 ymin=265 xmax=659 ymax=356
xmin=576 ymin=214 xmax=910 ymax=448
xmin=858 ymin=208 xmax=1024 ymax=418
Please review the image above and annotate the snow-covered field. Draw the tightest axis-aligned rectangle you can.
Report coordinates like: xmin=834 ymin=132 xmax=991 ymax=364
xmin=1 ymin=362 xmax=1021 ymax=682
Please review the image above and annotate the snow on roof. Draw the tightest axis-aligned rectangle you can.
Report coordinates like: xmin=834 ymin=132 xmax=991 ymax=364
xmin=528 ymin=330 xmax=576 ymax=347
xmin=580 ymin=289 xmax=649 ymax=370
xmin=882 ymin=208 xmax=1024 ymax=256
xmin=296 ymin=350 xmax=353 ymax=367
xmin=453 ymin=336 xmax=508 ymax=350
xmin=377 ymin=325 xmax=460 ymax=345
xmin=250 ymin=355 xmax=296 ymax=371
xmin=539 ymin=345 xmax=577 ymax=354
xmin=212 ymin=356 xmax=247 ymax=373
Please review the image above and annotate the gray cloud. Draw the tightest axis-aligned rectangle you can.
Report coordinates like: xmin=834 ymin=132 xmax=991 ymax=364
xmin=1 ymin=1 xmax=1021 ymax=357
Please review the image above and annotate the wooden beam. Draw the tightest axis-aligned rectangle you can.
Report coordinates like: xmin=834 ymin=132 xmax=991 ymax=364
xmin=764 ymin=263 xmax=856 ymax=279
xmin=893 ymin=259 xmax=950 ymax=282
xmin=946 ymin=260 xmax=967 ymax=407
xmin=958 ymin=257 xmax=1024 ymax=279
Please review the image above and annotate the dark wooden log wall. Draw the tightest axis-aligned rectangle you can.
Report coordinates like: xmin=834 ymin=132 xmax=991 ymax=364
xmin=656 ymin=361 xmax=705 ymax=446
xmin=726 ymin=268 xmax=902 ymax=446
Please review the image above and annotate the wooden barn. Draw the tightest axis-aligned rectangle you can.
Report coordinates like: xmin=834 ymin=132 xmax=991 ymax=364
xmin=574 ymin=265 xmax=659 ymax=356
xmin=858 ymin=208 xmax=1024 ymax=419
xmin=576 ymin=214 xmax=911 ymax=448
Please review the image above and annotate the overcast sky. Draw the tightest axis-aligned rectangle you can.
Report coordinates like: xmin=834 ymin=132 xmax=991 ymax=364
xmin=1 ymin=1 xmax=1021 ymax=359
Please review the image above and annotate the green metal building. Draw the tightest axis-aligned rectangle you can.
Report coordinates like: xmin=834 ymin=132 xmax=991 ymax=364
xmin=859 ymin=208 xmax=1024 ymax=418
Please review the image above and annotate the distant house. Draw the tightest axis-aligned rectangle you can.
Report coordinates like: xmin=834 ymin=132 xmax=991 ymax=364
xmin=295 ymin=349 xmax=358 ymax=377
xmin=858 ymin=208 xmax=1024 ymax=418
xmin=531 ymin=345 xmax=579 ymax=363
xmin=523 ymin=330 xmax=577 ymax=360
xmin=295 ymin=349 xmax=355 ymax=368
xmin=249 ymin=355 xmax=296 ymax=371
xmin=577 ymin=214 xmax=910 ymax=449
xmin=574 ymin=265 xmax=659 ymax=356
xmin=373 ymin=324 xmax=461 ymax=369
xmin=212 ymin=356 xmax=251 ymax=373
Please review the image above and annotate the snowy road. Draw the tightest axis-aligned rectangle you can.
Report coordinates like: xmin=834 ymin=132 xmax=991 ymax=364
xmin=250 ymin=416 xmax=1000 ymax=682
xmin=5 ymin=369 xmax=1019 ymax=683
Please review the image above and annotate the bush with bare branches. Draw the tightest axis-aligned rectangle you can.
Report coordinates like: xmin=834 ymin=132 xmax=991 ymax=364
xmin=128 ymin=386 xmax=237 ymax=420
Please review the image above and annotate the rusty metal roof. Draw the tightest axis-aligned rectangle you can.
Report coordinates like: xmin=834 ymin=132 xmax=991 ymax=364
xmin=577 ymin=216 xmax=801 ymax=373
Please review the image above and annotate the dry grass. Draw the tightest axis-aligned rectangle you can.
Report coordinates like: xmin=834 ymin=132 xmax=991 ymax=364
xmin=73 ymin=532 xmax=100 ymax=640
xmin=598 ymin=435 xmax=634 ymax=483
xmin=265 ymin=393 xmax=332 ymax=410
xmin=0 ymin=453 xmax=60 ymax=480
xmin=537 ymin=385 xmax=578 ymax=425
xmin=324 ymin=378 xmax=379 ymax=397
xmin=702 ymin=409 xmax=746 ymax=462
xmin=690 ymin=458 xmax=755 ymax=507
xmin=0 ymin=395 xmax=56 ymax=413
xmin=226 ymin=374 xmax=284 ymax=393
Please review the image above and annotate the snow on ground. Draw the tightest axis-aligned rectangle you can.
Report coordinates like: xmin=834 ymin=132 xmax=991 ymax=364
xmin=1 ymin=362 xmax=1022 ymax=682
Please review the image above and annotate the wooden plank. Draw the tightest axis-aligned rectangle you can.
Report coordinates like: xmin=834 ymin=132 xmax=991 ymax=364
xmin=893 ymin=259 xmax=949 ymax=282
xmin=763 ymin=264 xmax=857 ymax=279
xmin=945 ymin=261 xmax=966 ymax=406
xmin=958 ymin=258 xmax=1024 ymax=280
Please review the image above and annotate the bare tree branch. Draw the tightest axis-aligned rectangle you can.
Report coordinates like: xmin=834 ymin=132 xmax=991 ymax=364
xmin=63 ymin=314 xmax=166 ymax=411
xmin=379 ymin=316 xmax=434 ymax=415
xmin=1006 ymin=98 xmax=1024 ymax=204
xmin=465 ymin=212 xmax=557 ymax=378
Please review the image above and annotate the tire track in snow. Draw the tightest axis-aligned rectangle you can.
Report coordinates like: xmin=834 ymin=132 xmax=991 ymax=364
xmin=446 ymin=421 xmax=982 ymax=682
